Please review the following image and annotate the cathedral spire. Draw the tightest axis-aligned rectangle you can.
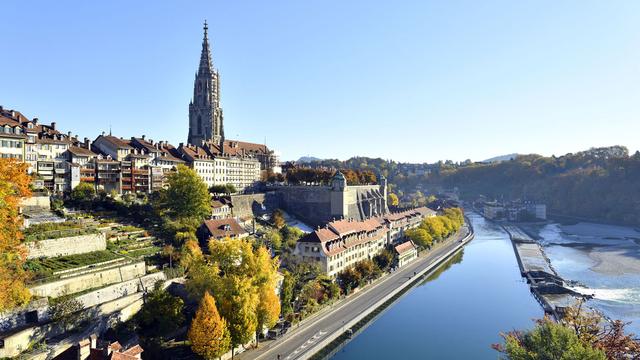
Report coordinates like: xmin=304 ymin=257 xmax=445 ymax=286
xmin=199 ymin=20 xmax=213 ymax=74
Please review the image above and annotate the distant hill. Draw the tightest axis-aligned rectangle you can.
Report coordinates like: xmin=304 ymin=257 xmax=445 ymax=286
xmin=482 ymin=153 xmax=519 ymax=163
xmin=296 ymin=156 xmax=323 ymax=163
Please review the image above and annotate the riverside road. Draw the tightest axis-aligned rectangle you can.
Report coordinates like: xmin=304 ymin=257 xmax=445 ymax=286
xmin=239 ymin=223 xmax=473 ymax=360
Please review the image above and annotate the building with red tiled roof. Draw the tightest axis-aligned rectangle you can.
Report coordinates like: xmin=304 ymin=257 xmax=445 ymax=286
xmin=295 ymin=207 xmax=435 ymax=276
xmin=394 ymin=240 xmax=418 ymax=267
xmin=198 ymin=218 xmax=248 ymax=241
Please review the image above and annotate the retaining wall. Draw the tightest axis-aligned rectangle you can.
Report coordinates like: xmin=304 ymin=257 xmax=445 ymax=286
xmin=29 ymin=261 xmax=146 ymax=298
xmin=26 ymin=233 xmax=107 ymax=259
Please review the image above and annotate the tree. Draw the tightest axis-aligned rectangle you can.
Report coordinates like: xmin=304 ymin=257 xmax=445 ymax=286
xmin=265 ymin=229 xmax=282 ymax=252
xmin=405 ymin=228 xmax=433 ymax=249
xmin=138 ymin=284 xmax=184 ymax=337
xmin=162 ymin=244 xmax=177 ymax=268
xmin=0 ymin=158 xmax=32 ymax=312
xmin=279 ymin=270 xmax=295 ymax=316
xmin=180 ymin=239 xmax=204 ymax=270
xmin=256 ymin=285 xmax=280 ymax=344
xmin=217 ymin=276 xmax=259 ymax=354
xmin=210 ymin=183 xmax=237 ymax=195
xmin=70 ymin=181 xmax=96 ymax=203
xmin=188 ymin=291 xmax=231 ymax=360
xmin=49 ymin=295 xmax=84 ymax=331
xmin=495 ymin=317 xmax=606 ymax=360
xmin=388 ymin=193 xmax=399 ymax=207
xmin=373 ymin=249 xmax=395 ymax=271
xmin=272 ymin=209 xmax=286 ymax=229
xmin=281 ymin=225 xmax=303 ymax=250
xmin=161 ymin=164 xmax=210 ymax=221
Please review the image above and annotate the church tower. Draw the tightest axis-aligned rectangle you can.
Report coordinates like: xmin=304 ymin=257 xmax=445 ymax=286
xmin=188 ymin=21 xmax=224 ymax=146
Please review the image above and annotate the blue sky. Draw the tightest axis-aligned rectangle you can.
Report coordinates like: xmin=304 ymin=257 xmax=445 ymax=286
xmin=2 ymin=1 xmax=639 ymax=163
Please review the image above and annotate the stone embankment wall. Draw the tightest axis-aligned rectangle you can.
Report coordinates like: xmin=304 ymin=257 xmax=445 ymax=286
xmin=29 ymin=261 xmax=146 ymax=298
xmin=26 ymin=233 xmax=107 ymax=259
xmin=75 ymin=272 xmax=165 ymax=309
xmin=231 ymin=192 xmax=279 ymax=219
xmin=275 ymin=186 xmax=333 ymax=225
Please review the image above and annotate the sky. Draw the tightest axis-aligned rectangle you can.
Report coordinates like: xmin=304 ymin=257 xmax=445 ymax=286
xmin=2 ymin=1 xmax=640 ymax=163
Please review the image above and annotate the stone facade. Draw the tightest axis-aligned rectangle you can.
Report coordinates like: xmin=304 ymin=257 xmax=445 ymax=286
xmin=26 ymin=233 xmax=107 ymax=259
xmin=230 ymin=193 xmax=278 ymax=219
xmin=188 ymin=21 xmax=224 ymax=146
xmin=274 ymin=172 xmax=389 ymax=226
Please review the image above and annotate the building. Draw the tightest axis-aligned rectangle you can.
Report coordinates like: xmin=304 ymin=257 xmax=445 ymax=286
xmin=188 ymin=21 xmax=224 ymax=147
xmin=211 ymin=197 xmax=232 ymax=219
xmin=294 ymin=217 xmax=388 ymax=277
xmin=294 ymin=207 xmax=434 ymax=277
xmin=198 ymin=218 xmax=248 ymax=241
xmin=177 ymin=142 xmax=261 ymax=192
xmin=0 ymin=113 xmax=26 ymax=161
xmin=395 ymin=240 xmax=418 ymax=267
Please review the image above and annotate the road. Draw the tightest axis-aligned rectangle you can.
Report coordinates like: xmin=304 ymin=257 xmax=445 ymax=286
xmin=239 ymin=223 xmax=473 ymax=360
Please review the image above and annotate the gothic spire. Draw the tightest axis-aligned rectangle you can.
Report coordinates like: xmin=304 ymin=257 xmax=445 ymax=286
xmin=199 ymin=20 xmax=213 ymax=74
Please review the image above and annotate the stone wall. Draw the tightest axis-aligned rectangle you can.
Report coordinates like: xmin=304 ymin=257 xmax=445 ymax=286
xmin=230 ymin=192 xmax=278 ymax=219
xmin=26 ymin=233 xmax=107 ymax=259
xmin=275 ymin=186 xmax=333 ymax=225
xmin=29 ymin=261 xmax=146 ymax=298
xmin=0 ymin=298 xmax=50 ymax=333
xmin=74 ymin=272 xmax=165 ymax=309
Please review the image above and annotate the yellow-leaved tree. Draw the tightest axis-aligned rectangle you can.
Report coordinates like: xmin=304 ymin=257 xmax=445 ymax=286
xmin=188 ymin=291 xmax=231 ymax=360
xmin=0 ymin=158 xmax=32 ymax=312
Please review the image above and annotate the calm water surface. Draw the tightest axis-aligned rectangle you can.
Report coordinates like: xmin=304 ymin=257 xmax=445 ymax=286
xmin=331 ymin=213 xmax=541 ymax=360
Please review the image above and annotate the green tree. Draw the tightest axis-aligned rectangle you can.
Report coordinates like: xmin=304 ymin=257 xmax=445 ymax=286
xmin=188 ymin=291 xmax=231 ymax=360
xmin=70 ymin=181 xmax=96 ymax=202
xmin=496 ymin=317 xmax=606 ymax=360
xmin=265 ymin=229 xmax=283 ymax=252
xmin=279 ymin=270 xmax=295 ymax=316
xmin=281 ymin=225 xmax=303 ymax=250
xmin=137 ymin=284 xmax=185 ymax=337
xmin=161 ymin=164 xmax=210 ymax=221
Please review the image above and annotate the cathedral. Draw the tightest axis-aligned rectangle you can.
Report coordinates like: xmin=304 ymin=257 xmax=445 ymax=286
xmin=188 ymin=21 xmax=224 ymax=147
xmin=182 ymin=22 xmax=281 ymax=191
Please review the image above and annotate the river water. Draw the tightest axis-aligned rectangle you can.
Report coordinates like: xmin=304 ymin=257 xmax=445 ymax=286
xmin=331 ymin=213 xmax=541 ymax=360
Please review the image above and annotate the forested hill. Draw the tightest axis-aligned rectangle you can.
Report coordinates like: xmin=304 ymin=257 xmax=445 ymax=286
xmin=433 ymin=146 xmax=640 ymax=225
xmin=301 ymin=146 xmax=640 ymax=225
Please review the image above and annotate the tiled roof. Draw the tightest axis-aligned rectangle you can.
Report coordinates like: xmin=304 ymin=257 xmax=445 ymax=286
xmin=122 ymin=344 xmax=144 ymax=357
xmin=395 ymin=240 xmax=416 ymax=255
xmin=202 ymin=218 xmax=247 ymax=239
xmin=100 ymin=135 xmax=133 ymax=149
xmin=68 ymin=146 xmax=98 ymax=157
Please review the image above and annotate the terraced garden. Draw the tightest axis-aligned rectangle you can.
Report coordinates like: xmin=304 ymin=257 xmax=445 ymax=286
xmin=25 ymin=250 xmax=123 ymax=281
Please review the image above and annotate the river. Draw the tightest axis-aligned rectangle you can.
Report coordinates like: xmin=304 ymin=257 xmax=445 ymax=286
xmin=331 ymin=213 xmax=541 ymax=360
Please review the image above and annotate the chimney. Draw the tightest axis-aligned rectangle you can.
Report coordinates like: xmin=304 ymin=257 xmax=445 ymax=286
xmin=32 ymin=117 xmax=38 ymax=124
xmin=101 ymin=131 xmax=105 ymax=136
xmin=51 ymin=122 xmax=56 ymax=130
xmin=142 ymin=134 xmax=146 ymax=140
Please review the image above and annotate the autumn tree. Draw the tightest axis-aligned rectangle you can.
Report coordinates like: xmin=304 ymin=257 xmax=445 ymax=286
xmin=272 ymin=209 xmax=286 ymax=229
xmin=160 ymin=164 xmax=210 ymax=221
xmin=388 ymin=193 xmax=399 ymax=207
xmin=188 ymin=291 xmax=231 ymax=360
xmin=217 ymin=276 xmax=259 ymax=354
xmin=279 ymin=270 xmax=295 ymax=316
xmin=180 ymin=239 xmax=204 ymax=270
xmin=256 ymin=286 xmax=280 ymax=345
xmin=0 ymin=158 xmax=32 ymax=312
xmin=405 ymin=228 xmax=433 ymax=249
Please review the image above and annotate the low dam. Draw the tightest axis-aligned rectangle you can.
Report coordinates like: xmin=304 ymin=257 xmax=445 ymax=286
xmin=503 ymin=225 xmax=583 ymax=319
